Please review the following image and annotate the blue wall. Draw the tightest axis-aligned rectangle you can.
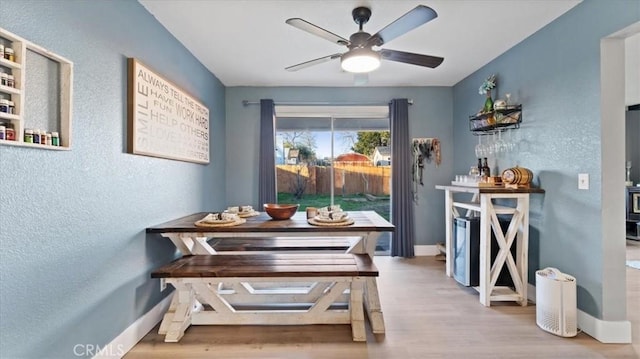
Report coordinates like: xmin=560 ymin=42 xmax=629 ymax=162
xmin=0 ymin=1 xmax=225 ymax=358
xmin=1 ymin=1 xmax=637 ymax=356
xmin=452 ymin=0 xmax=639 ymax=319
xmin=225 ymin=87 xmax=454 ymax=246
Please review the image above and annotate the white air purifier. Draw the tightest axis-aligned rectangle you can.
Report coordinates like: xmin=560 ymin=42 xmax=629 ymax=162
xmin=535 ymin=267 xmax=578 ymax=337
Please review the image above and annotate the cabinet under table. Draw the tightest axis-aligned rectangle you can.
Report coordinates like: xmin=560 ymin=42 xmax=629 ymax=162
xmin=435 ymin=185 xmax=544 ymax=306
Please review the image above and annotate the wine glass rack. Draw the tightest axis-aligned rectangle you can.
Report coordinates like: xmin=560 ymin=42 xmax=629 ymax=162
xmin=469 ymin=105 xmax=522 ymax=135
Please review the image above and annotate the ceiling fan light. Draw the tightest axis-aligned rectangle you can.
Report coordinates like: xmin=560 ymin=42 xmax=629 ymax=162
xmin=341 ymin=48 xmax=381 ymax=73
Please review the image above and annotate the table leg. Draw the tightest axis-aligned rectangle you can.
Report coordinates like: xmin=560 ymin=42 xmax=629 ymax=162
xmin=350 ymin=279 xmax=366 ymax=341
xmin=444 ymin=189 xmax=454 ymax=277
xmin=347 ymin=232 xmax=385 ymax=333
xmin=516 ymin=195 xmax=529 ymax=306
xmin=164 ymin=283 xmax=195 ymax=342
xmin=158 ymin=292 xmax=179 ymax=335
xmin=364 ymin=277 xmax=385 ymax=333
xmin=192 ymin=236 xmax=216 ymax=254
xmin=166 ymin=234 xmax=193 ymax=255
xmin=479 ymin=194 xmax=492 ymax=306
xmin=165 ymin=234 xmax=216 ymax=255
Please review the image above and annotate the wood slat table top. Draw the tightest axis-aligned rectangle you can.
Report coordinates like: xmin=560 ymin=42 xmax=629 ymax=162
xmin=146 ymin=211 xmax=395 ymax=234
xmin=435 ymin=184 xmax=545 ymax=194
xmin=151 ymin=253 xmax=379 ymax=278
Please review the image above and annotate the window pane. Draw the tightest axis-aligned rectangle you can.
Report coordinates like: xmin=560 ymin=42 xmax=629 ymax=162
xmin=275 ymin=107 xmax=390 ymax=255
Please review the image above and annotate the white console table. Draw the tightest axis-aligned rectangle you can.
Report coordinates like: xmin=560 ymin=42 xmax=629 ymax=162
xmin=435 ymin=185 xmax=545 ymax=307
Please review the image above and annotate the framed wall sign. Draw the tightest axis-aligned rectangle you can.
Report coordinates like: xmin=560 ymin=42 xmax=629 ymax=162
xmin=127 ymin=58 xmax=209 ymax=164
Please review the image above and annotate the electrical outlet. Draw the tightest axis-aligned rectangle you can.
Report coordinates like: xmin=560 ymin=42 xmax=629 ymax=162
xmin=578 ymin=173 xmax=589 ymax=190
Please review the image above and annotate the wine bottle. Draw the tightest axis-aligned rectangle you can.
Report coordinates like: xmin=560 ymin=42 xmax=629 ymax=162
xmin=482 ymin=157 xmax=491 ymax=177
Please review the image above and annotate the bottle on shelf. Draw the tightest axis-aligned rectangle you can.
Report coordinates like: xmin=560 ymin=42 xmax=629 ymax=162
xmin=24 ymin=128 xmax=33 ymax=143
xmin=481 ymin=157 xmax=491 ymax=178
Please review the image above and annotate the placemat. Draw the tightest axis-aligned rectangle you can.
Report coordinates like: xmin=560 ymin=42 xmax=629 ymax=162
xmin=194 ymin=218 xmax=247 ymax=227
xmin=308 ymin=217 xmax=355 ymax=226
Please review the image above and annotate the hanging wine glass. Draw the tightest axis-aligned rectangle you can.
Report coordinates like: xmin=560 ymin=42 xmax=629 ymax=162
xmin=507 ymin=129 xmax=517 ymax=151
xmin=475 ymin=136 xmax=484 ymax=157
xmin=487 ymin=132 xmax=496 ymax=155
xmin=495 ymin=130 xmax=508 ymax=154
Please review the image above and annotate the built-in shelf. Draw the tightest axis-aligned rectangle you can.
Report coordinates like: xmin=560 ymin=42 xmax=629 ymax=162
xmin=0 ymin=139 xmax=69 ymax=150
xmin=0 ymin=57 xmax=21 ymax=70
xmin=0 ymin=84 xmax=20 ymax=95
xmin=0 ymin=112 xmax=19 ymax=121
xmin=0 ymin=26 xmax=72 ymax=149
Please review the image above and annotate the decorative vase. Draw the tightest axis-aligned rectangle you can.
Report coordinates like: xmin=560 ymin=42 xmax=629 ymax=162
xmin=483 ymin=90 xmax=494 ymax=113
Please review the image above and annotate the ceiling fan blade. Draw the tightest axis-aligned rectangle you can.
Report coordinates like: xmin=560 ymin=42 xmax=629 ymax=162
xmin=285 ymin=53 xmax=342 ymax=72
xmin=286 ymin=18 xmax=350 ymax=46
xmin=379 ymin=49 xmax=444 ymax=68
xmin=365 ymin=5 xmax=437 ymax=47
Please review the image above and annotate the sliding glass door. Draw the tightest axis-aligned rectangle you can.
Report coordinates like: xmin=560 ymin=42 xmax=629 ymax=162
xmin=274 ymin=106 xmax=391 ymax=254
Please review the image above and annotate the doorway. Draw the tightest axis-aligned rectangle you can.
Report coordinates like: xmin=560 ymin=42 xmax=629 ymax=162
xmin=600 ymin=21 xmax=640 ymax=327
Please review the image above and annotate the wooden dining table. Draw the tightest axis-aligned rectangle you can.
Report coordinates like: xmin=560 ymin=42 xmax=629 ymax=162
xmin=146 ymin=210 xmax=394 ymax=334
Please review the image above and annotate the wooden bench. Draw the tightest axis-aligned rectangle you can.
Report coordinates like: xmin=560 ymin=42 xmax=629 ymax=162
xmin=151 ymin=253 xmax=378 ymax=343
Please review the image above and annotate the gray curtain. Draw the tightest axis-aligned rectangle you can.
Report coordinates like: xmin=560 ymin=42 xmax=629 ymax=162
xmin=390 ymin=99 xmax=415 ymax=257
xmin=258 ymin=99 xmax=276 ymax=207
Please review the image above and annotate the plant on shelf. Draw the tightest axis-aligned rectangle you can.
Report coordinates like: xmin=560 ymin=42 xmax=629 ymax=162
xmin=478 ymin=74 xmax=497 ymax=115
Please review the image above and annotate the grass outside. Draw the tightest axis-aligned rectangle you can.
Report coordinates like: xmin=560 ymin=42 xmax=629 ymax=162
xmin=277 ymin=193 xmax=390 ymax=221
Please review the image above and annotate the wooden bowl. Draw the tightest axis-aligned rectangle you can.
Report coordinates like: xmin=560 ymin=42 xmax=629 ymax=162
xmin=263 ymin=203 xmax=299 ymax=220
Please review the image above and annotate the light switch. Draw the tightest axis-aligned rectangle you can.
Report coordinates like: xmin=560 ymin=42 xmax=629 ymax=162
xmin=578 ymin=173 xmax=589 ymax=190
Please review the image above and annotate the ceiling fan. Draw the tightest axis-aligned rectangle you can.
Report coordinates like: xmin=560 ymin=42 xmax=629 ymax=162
xmin=285 ymin=5 xmax=444 ymax=74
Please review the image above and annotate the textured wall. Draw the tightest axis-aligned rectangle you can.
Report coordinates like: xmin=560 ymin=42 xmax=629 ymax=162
xmin=452 ymin=0 xmax=639 ymax=319
xmin=225 ymin=87 xmax=453 ymax=246
xmin=0 ymin=1 xmax=226 ymax=358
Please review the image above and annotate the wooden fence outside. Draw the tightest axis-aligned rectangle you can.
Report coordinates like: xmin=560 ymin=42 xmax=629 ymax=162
xmin=276 ymin=164 xmax=391 ymax=196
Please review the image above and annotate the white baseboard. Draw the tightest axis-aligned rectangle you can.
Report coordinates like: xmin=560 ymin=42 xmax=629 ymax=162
xmin=527 ymin=283 xmax=631 ymax=343
xmin=576 ymin=310 xmax=632 ymax=343
xmin=528 ymin=283 xmax=536 ymax=303
xmin=414 ymin=245 xmax=440 ymax=256
xmin=93 ymin=294 xmax=172 ymax=359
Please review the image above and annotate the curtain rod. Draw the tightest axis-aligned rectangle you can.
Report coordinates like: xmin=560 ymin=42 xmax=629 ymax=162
xmin=241 ymin=100 xmax=413 ymax=107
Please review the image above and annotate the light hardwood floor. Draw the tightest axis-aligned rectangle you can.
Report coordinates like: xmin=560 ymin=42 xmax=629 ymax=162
xmin=126 ymin=244 xmax=640 ymax=359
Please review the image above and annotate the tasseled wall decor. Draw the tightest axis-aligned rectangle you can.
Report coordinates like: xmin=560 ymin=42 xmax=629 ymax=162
xmin=412 ymin=137 xmax=440 ymax=202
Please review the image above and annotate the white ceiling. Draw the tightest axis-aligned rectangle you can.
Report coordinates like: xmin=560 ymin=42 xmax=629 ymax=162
xmin=140 ymin=0 xmax=581 ymax=87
